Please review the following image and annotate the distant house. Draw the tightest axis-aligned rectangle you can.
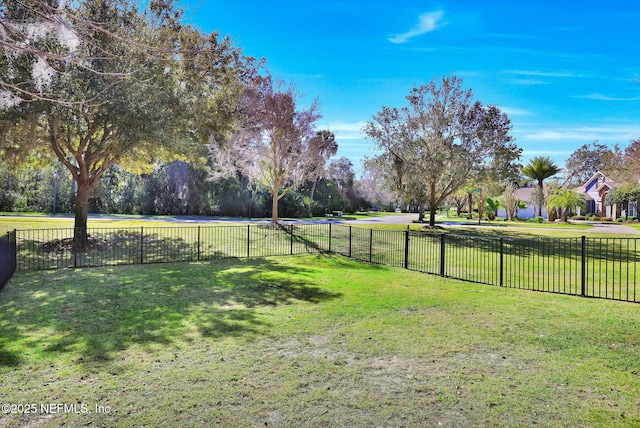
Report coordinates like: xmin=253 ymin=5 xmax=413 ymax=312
xmin=497 ymin=187 xmax=547 ymax=220
xmin=497 ymin=171 xmax=638 ymax=220
xmin=575 ymin=171 xmax=637 ymax=218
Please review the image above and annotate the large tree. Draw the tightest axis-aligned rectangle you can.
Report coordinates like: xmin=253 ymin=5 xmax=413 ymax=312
xmin=0 ymin=0 xmax=257 ymax=245
xmin=308 ymin=130 xmax=338 ymax=201
xmin=604 ymin=139 xmax=640 ymax=185
xmin=209 ymin=76 xmax=324 ymax=223
xmin=564 ymin=141 xmax=611 ymax=186
xmin=522 ymin=156 xmax=561 ymax=217
xmin=363 ymin=75 xmax=520 ymax=226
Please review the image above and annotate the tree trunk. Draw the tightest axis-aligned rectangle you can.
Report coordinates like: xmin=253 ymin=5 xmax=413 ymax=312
xmin=271 ymin=192 xmax=279 ymax=224
xmin=418 ymin=204 xmax=424 ymax=223
xmin=310 ymin=176 xmax=319 ymax=201
xmin=537 ymin=181 xmax=544 ymax=217
xmin=74 ymin=183 xmax=91 ymax=248
xmin=467 ymin=192 xmax=473 ymax=220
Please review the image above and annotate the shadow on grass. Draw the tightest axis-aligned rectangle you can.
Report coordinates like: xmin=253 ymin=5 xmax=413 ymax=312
xmin=0 ymin=257 xmax=341 ymax=366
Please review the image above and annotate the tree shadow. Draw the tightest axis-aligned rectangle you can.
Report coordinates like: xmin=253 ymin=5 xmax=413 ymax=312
xmin=0 ymin=258 xmax=341 ymax=366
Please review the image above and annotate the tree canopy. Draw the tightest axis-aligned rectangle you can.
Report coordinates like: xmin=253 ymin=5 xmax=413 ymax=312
xmin=1 ymin=0 xmax=259 ymax=244
xmin=564 ymin=141 xmax=611 ymax=186
xmin=209 ymin=76 xmax=325 ymax=223
xmin=522 ymin=156 xmax=561 ymax=217
xmin=363 ymin=75 xmax=521 ymax=226
xmin=547 ymin=189 xmax=586 ymax=222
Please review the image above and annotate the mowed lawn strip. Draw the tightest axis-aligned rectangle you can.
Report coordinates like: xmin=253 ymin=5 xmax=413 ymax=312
xmin=1 ymin=255 xmax=639 ymax=427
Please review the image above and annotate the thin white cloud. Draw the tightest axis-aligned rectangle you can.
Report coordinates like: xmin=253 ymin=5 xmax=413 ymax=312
xmin=503 ymin=69 xmax=586 ymax=86
xmin=511 ymin=79 xmax=549 ymax=86
xmin=388 ymin=11 xmax=444 ymax=44
xmin=504 ymin=70 xmax=583 ymax=78
xmin=573 ymin=93 xmax=640 ymax=101
xmin=518 ymin=125 xmax=639 ymax=142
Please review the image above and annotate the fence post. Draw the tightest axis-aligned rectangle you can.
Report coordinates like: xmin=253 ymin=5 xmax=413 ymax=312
xmin=290 ymin=225 xmax=294 ymax=255
xmin=369 ymin=228 xmax=373 ymax=263
xmin=12 ymin=229 xmax=17 ymax=274
xmin=349 ymin=226 xmax=352 ymax=258
xmin=197 ymin=226 xmax=201 ymax=261
xmin=11 ymin=230 xmax=16 ymax=275
xmin=73 ymin=227 xmax=78 ymax=268
xmin=440 ymin=233 xmax=446 ymax=276
xmin=404 ymin=230 xmax=409 ymax=269
xmin=247 ymin=224 xmax=251 ymax=258
xmin=499 ymin=238 xmax=504 ymax=287
xmin=140 ymin=226 xmax=144 ymax=264
xmin=328 ymin=223 xmax=332 ymax=253
xmin=581 ymin=235 xmax=586 ymax=296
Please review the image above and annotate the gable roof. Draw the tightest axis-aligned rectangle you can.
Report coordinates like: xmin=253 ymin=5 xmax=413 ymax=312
xmin=575 ymin=171 xmax=619 ymax=194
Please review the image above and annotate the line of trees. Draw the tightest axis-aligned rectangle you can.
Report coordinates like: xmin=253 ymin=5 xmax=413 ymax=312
xmin=2 ymin=0 xmax=378 ymax=246
xmin=0 ymin=157 xmax=390 ymax=218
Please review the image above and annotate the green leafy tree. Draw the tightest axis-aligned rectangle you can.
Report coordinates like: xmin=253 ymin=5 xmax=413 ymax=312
xmin=363 ymin=75 xmax=520 ymax=226
xmin=564 ymin=141 xmax=611 ymax=186
xmin=522 ymin=157 xmax=561 ymax=217
xmin=1 ymin=0 xmax=257 ymax=246
xmin=547 ymin=189 xmax=586 ymax=222
xmin=609 ymin=184 xmax=640 ymax=218
xmin=484 ymin=197 xmax=500 ymax=222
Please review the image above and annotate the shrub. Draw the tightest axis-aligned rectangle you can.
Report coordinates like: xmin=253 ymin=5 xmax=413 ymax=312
xmin=527 ymin=216 xmax=544 ymax=223
xmin=572 ymin=215 xmax=586 ymax=221
xmin=601 ymin=217 xmax=613 ymax=222
xmin=617 ymin=217 xmax=625 ymax=222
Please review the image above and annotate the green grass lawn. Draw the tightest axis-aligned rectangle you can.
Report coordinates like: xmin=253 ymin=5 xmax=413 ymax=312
xmin=1 ymin=255 xmax=639 ymax=427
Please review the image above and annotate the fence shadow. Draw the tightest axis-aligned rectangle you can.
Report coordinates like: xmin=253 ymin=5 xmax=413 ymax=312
xmin=0 ymin=258 xmax=341 ymax=366
xmin=7 ymin=224 xmax=640 ymax=306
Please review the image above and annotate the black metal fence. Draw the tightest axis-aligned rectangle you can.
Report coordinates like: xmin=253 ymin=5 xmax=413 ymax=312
xmin=10 ymin=223 xmax=640 ymax=303
xmin=1 ymin=230 xmax=17 ymax=290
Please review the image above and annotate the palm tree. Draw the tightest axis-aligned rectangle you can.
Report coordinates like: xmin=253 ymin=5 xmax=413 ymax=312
xmin=522 ymin=157 xmax=561 ymax=217
xmin=547 ymin=189 xmax=586 ymax=221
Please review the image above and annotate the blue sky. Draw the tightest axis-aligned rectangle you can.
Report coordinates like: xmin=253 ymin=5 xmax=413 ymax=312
xmin=184 ymin=1 xmax=640 ymax=175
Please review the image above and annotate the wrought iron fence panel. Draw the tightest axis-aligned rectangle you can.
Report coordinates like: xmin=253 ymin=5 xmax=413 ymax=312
xmin=10 ymin=224 xmax=640 ymax=303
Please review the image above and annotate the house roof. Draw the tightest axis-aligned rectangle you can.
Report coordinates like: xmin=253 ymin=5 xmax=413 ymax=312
xmin=515 ymin=187 xmax=536 ymax=201
xmin=575 ymin=171 xmax=619 ymax=194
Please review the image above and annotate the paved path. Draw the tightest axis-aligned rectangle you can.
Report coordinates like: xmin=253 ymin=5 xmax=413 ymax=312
xmin=578 ymin=221 xmax=640 ymax=235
